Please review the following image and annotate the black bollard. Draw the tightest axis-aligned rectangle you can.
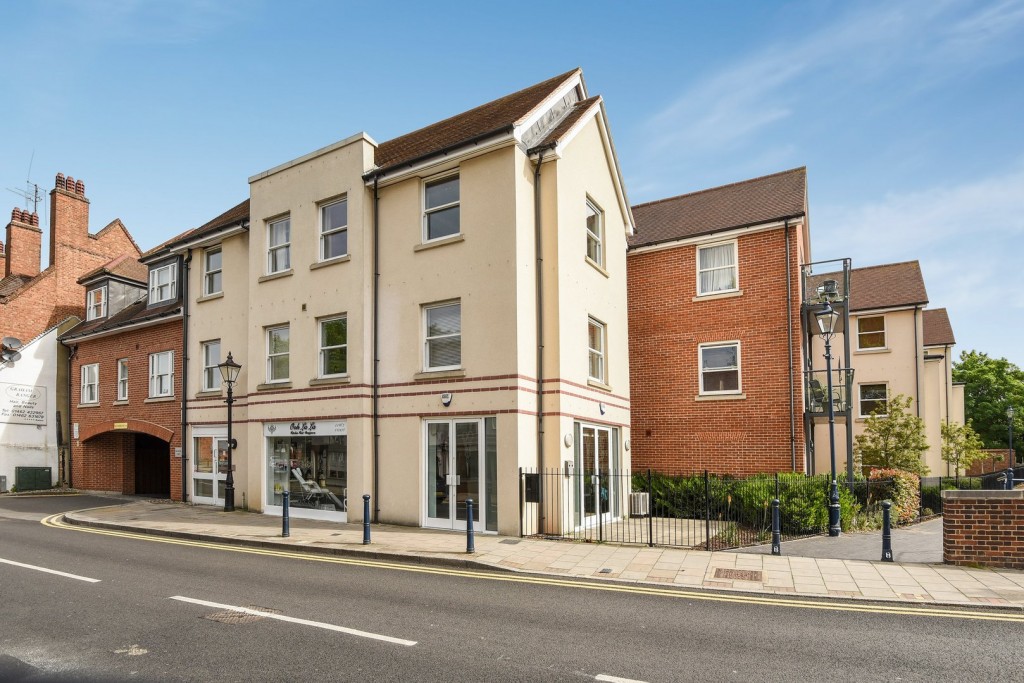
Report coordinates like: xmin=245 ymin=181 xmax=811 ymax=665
xmin=362 ymin=494 xmax=371 ymax=545
xmin=881 ymin=500 xmax=893 ymax=562
xmin=466 ymin=498 xmax=476 ymax=553
xmin=1007 ymin=468 xmax=1015 ymax=491
xmin=771 ymin=498 xmax=781 ymax=556
xmin=282 ymin=490 xmax=290 ymax=537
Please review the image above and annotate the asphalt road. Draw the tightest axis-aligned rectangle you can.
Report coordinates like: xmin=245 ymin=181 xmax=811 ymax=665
xmin=1 ymin=495 xmax=1021 ymax=682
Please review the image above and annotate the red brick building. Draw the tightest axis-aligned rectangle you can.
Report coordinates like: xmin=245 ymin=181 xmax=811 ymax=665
xmin=62 ymin=249 xmax=184 ymax=498
xmin=627 ymin=168 xmax=810 ymax=475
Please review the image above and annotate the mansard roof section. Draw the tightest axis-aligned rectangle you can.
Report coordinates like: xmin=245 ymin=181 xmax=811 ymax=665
xmin=370 ymin=68 xmax=582 ymax=176
xmin=923 ymin=308 xmax=956 ymax=347
xmin=77 ymin=253 xmax=148 ymax=287
xmin=144 ymin=199 xmax=250 ymax=261
xmin=628 ymin=167 xmax=807 ymax=248
xmin=60 ymin=294 xmax=181 ymax=342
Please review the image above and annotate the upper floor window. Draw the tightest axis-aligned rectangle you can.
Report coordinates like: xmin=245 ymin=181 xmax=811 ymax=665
xmin=81 ymin=364 xmax=99 ymax=404
xmin=149 ymin=263 xmax=177 ymax=304
xmin=320 ymin=198 xmax=348 ymax=261
xmin=203 ymin=248 xmax=222 ymax=296
xmin=202 ymin=340 xmax=222 ymax=391
xmin=424 ymin=174 xmax=460 ymax=242
xmin=424 ymin=302 xmax=461 ymax=370
xmin=699 ymin=342 xmax=741 ymax=394
xmin=697 ymin=241 xmax=738 ymax=296
xmin=86 ymin=286 xmax=106 ymax=320
xmin=267 ymin=217 xmax=291 ymax=274
xmin=859 ymin=383 xmax=888 ymax=417
xmin=267 ymin=325 xmax=290 ymax=382
xmin=857 ymin=315 xmax=886 ymax=350
xmin=117 ymin=359 xmax=128 ymax=401
xmin=319 ymin=316 xmax=348 ymax=377
xmin=588 ymin=317 xmax=606 ymax=383
xmin=149 ymin=351 xmax=174 ymax=397
xmin=585 ymin=199 xmax=604 ymax=267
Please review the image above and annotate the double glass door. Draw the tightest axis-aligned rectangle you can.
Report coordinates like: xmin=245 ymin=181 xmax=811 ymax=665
xmin=576 ymin=423 xmax=618 ymax=527
xmin=425 ymin=419 xmax=483 ymax=530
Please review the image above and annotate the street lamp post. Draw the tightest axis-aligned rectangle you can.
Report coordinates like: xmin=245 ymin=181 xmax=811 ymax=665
xmin=1009 ymin=405 xmax=1016 ymax=467
xmin=217 ymin=352 xmax=242 ymax=512
xmin=815 ymin=301 xmax=842 ymax=537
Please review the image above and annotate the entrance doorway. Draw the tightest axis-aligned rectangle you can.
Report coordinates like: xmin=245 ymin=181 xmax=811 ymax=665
xmin=575 ymin=422 xmax=619 ymax=528
xmin=192 ymin=431 xmax=228 ymax=506
xmin=425 ymin=418 xmax=496 ymax=531
xmin=134 ymin=433 xmax=170 ymax=496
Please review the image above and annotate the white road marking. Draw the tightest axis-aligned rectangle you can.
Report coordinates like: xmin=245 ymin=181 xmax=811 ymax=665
xmin=169 ymin=596 xmax=417 ymax=646
xmin=596 ymin=675 xmax=649 ymax=683
xmin=0 ymin=556 xmax=101 ymax=583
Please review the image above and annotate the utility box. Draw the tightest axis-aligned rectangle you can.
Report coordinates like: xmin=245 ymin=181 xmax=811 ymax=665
xmin=0 ymin=475 xmax=6 ymax=492
xmin=15 ymin=467 xmax=52 ymax=491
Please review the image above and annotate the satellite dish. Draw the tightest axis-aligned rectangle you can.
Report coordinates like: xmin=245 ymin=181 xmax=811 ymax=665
xmin=1 ymin=350 xmax=21 ymax=363
xmin=1 ymin=337 xmax=22 ymax=350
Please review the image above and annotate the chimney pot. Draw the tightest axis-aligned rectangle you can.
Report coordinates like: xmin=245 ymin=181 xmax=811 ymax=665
xmin=30 ymin=212 xmax=39 ymax=226
xmin=10 ymin=208 xmax=17 ymax=222
xmin=75 ymin=179 xmax=84 ymax=195
xmin=65 ymin=176 xmax=75 ymax=191
xmin=55 ymin=172 xmax=65 ymax=188
xmin=18 ymin=209 xmax=27 ymax=223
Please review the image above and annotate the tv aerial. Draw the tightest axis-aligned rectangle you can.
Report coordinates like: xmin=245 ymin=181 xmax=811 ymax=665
xmin=1 ymin=337 xmax=23 ymax=366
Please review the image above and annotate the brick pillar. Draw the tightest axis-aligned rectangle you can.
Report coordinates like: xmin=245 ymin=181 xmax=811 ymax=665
xmin=5 ymin=208 xmax=42 ymax=278
xmin=49 ymin=172 xmax=90 ymax=269
xmin=942 ymin=489 xmax=1024 ymax=569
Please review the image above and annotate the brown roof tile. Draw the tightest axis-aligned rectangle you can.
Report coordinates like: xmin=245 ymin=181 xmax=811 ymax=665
xmin=77 ymin=253 xmax=149 ymax=285
xmin=60 ymin=295 xmax=181 ymax=341
xmin=628 ymin=167 xmax=807 ymax=248
xmin=373 ymin=69 xmax=580 ymax=174
xmin=143 ymin=199 xmax=250 ymax=259
xmin=812 ymin=260 xmax=929 ymax=311
xmin=923 ymin=308 xmax=955 ymax=346
xmin=0 ymin=274 xmax=34 ymax=299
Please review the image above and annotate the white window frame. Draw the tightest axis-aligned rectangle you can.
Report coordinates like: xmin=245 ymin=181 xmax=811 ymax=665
xmin=149 ymin=262 xmax=177 ymax=304
xmin=585 ymin=198 xmax=604 ymax=267
xmin=86 ymin=286 xmax=106 ymax=320
xmin=148 ymin=351 xmax=174 ymax=398
xmin=319 ymin=198 xmax=348 ymax=261
xmin=698 ymin=341 xmax=742 ymax=395
xmin=858 ymin=382 xmax=889 ymax=417
xmin=267 ymin=216 xmax=291 ymax=274
xmin=422 ymin=172 xmax=460 ymax=243
xmin=203 ymin=247 xmax=222 ymax=296
xmin=202 ymin=340 xmax=222 ymax=391
xmin=588 ymin=317 xmax=606 ymax=383
xmin=696 ymin=240 xmax=739 ymax=296
xmin=266 ymin=325 xmax=290 ymax=383
xmin=856 ymin=315 xmax=887 ymax=351
xmin=117 ymin=359 xmax=128 ymax=401
xmin=423 ymin=301 xmax=461 ymax=371
xmin=81 ymin=363 xmax=99 ymax=404
xmin=319 ymin=315 xmax=348 ymax=378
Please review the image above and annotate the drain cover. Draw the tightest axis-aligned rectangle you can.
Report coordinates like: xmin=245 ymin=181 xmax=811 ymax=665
xmin=599 ymin=568 xmax=613 ymax=574
xmin=714 ymin=568 xmax=763 ymax=581
xmin=204 ymin=606 xmax=281 ymax=625
xmin=499 ymin=539 xmax=520 ymax=545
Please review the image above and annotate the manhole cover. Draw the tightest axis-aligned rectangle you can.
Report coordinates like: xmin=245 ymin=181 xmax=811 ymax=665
xmin=499 ymin=539 xmax=520 ymax=545
xmin=204 ymin=606 xmax=281 ymax=625
xmin=714 ymin=568 xmax=763 ymax=581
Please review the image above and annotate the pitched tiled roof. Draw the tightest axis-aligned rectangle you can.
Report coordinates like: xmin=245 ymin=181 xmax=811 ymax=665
xmin=923 ymin=308 xmax=955 ymax=346
xmin=628 ymin=167 xmax=807 ymax=248
xmin=372 ymin=69 xmax=580 ymax=174
xmin=528 ymin=96 xmax=602 ymax=152
xmin=143 ymin=199 xmax=250 ymax=259
xmin=77 ymin=253 xmax=149 ymax=285
xmin=812 ymin=260 xmax=929 ymax=312
xmin=0 ymin=274 xmax=34 ymax=299
xmin=60 ymin=295 xmax=181 ymax=342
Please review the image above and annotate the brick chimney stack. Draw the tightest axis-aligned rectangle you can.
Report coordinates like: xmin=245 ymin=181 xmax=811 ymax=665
xmin=5 ymin=207 xmax=43 ymax=278
xmin=49 ymin=171 xmax=90 ymax=268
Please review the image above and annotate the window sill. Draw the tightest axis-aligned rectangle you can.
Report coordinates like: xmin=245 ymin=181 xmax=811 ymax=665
xmin=695 ymin=393 xmax=746 ymax=401
xmin=257 ymin=382 xmax=292 ymax=391
xmin=258 ymin=269 xmax=294 ymax=283
xmin=692 ymin=289 xmax=743 ymax=303
xmin=194 ymin=389 xmax=223 ymax=398
xmin=309 ymin=375 xmax=351 ymax=386
xmin=414 ymin=234 xmax=464 ymax=252
xmin=413 ymin=369 xmax=466 ymax=381
xmin=585 ymin=256 xmax=610 ymax=278
xmin=196 ymin=291 xmax=224 ymax=304
xmin=144 ymin=396 xmax=176 ymax=404
xmin=587 ymin=378 xmax=612 ymax=392
xmin=77 ymin=403 xmax=101 ymax=408
xmin=854 ymin=348 xmax=890 ymax=354
xmin=112 ymin=400 xmax=129 ymax=406
xmin=310 ymin=255 xmax=351 ymax=270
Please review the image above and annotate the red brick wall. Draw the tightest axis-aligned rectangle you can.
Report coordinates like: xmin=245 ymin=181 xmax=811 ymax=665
xmin=627 ymin=226 xmax=806 ymax=475
xmin=966 ymin=449 xmax=1014 ymax=476
xmin=70 ymin=317 xmax=183 ymax=498
xmin=5 ymin=216 xmax=42 ymax=278
xmin=943 ymin=490 xmax=1024 ymax=569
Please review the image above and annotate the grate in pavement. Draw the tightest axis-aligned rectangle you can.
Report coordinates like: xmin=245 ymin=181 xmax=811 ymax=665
xmin=499 ymin=539 xmax=521 ymax=545
xmin=204 ymin=606 xmax=281 ymax=625
xmin=714 ymin=568 xmax=763 ymax=582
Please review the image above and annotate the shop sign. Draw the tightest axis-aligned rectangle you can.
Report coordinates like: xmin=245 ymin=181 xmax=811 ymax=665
xmin=0 ymin=382 xmax=46 ymax=426
xmin=263 ymin=420 xmax=347 ymax=437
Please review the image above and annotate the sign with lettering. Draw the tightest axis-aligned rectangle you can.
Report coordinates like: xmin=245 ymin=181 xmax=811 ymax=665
xmin=0 ymin=382 xmax=46 ymax=426
xmin=263 ymin=420 xmax=347 ymax=437
xmin=114 ymin=422 xmax=129 ymax=430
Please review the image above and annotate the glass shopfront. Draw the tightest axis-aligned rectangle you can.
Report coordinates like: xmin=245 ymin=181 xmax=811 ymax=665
xmin=265 ymin=420 xmax=347 ymax=518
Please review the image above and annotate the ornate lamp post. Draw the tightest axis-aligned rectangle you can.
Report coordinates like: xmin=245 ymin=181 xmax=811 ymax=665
xmin=1009 ymin=405 xmax=1016 ymax=466
xmin=217 ymin=352 xmax=242 ymax=512
xmin=814 ymin=301 xmax=842 ymax=537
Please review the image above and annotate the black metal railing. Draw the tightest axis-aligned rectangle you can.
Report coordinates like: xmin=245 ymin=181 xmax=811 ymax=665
xmin=920 ymin=466 xmax=1024 ymax=514
xmin=804 ymin=368 xmax=855 ymax=415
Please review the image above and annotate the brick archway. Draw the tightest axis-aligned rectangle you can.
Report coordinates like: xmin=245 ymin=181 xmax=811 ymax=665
xmin=80 ymin=419 xmax=174 ymax=444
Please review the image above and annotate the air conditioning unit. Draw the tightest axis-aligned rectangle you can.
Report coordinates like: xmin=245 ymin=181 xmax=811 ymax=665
xmin=629 ymin=492 xmax=650 ymax=517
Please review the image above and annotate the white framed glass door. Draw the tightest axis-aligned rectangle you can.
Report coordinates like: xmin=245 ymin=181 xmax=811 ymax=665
xmin=575 ymin=422 xmax=619 ymax=528
xmin=425 ymin=419 xmax=485 ymax=530
xmin=192 ymin=432 xmax=228 ymax=505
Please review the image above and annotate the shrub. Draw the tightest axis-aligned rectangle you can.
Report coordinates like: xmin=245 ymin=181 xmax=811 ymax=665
xmin=869 ymin=468 xmax=920 ymax=525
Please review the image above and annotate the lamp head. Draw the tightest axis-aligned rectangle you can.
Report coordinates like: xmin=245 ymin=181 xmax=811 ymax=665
xmin=1009 ymin=405 xmax=1016 ymax=420
xmin=814 ymin=301 xmax=840 ymax=337
xmin=217 ymin=352 xmax=242 ymax=385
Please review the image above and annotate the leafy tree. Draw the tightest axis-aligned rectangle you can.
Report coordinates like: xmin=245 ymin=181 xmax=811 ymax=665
xmin=952 ymin=350 xmax=1024 ymax=449
xmin=940 ymin=420 xmax=985 ymax=478
xmin=854 ymin=394 xmax=929 ymax=476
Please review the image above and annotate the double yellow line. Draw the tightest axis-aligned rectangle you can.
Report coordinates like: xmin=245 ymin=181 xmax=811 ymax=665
xmin=41 ymin=513 xmax=1024 ymax=623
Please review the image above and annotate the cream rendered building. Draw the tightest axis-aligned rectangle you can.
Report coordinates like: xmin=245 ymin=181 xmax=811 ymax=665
xmin=174 ymin=69 xmax=633 ymax=535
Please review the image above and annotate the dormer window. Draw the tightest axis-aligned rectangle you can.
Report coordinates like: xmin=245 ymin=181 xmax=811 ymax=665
xmin=149 ymin=262 xmax=177 ymax=304
xmin=86 ymin=286 xmax=107 ymax=320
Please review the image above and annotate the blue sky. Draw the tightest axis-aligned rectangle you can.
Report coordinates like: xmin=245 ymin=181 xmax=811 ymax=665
xmin=2 ymin=0 xmax=1022 ymax=365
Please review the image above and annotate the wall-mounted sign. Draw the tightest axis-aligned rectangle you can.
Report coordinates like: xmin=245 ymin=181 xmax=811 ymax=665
xmin=263 ymin=420 xmax=347 ymax=437
xmin=174 ymin=447 xmax=182 ymax=458
xmin=0 ymin=382 xmax=46 ymax=426
xmin=114 ymin=422 xmax=129 ymax=430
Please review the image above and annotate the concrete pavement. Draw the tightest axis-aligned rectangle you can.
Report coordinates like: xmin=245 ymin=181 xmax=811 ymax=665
xmin=58 ymin=497 xmax=1024 ymax=609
